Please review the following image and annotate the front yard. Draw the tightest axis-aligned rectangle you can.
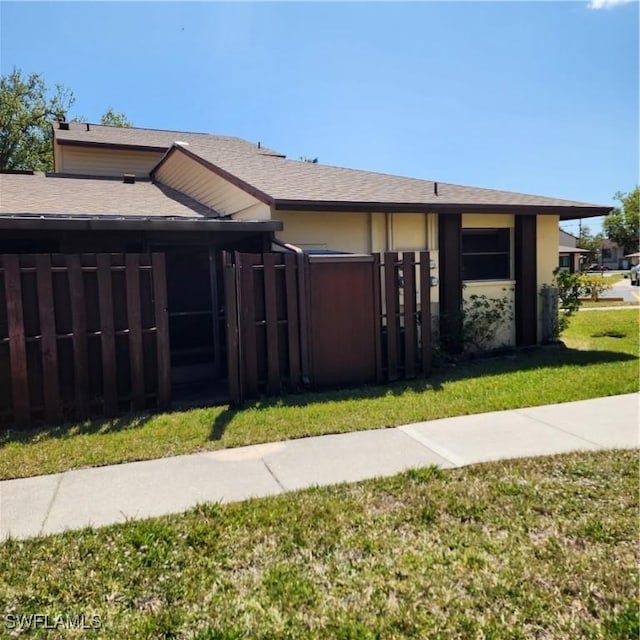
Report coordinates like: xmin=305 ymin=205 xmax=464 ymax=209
xmin=0 ymin=449 xmax=637 ymax=638
xmin=0 ymin=309 xmax=637 ymax=480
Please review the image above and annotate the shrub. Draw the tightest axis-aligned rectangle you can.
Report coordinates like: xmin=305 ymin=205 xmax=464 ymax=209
xmin=462 ymin=290 xmax=514 ymax=352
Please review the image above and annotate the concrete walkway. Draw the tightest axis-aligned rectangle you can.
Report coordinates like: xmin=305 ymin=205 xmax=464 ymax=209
xmin=1 ymin=393 xmax=638 ymax=541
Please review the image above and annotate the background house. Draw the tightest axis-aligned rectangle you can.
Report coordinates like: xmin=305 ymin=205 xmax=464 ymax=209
xmin=601 ymin=238 xmax=627 ymax=270
xmin=558 ymin=229 xmax=589 ymax=273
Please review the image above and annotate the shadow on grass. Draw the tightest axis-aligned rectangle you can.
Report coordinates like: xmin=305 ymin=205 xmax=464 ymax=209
xmin=0 ymin=413 xmax=159 ymax=448
xmin=2 ymin=345 xmax=636 ymax=449
xmin=208 ymin=344 xmax=637 ymax=442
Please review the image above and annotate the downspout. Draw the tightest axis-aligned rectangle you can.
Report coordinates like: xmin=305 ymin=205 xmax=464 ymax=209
xmin=271 ymin=237 xmax=311 ymax=385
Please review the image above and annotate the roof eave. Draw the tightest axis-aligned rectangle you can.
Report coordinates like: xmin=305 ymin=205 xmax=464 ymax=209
xmin=0 ymin=215 xmax=283 ymax=232
xmin=56 ymin=139 xmax=168 ymax=153
xmin=273 ymin=199 xmax=612 ymax=218
xmin=151 ymin=145 xmax=275 ymax=207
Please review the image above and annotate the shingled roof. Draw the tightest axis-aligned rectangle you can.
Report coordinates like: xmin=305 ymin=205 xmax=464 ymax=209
xmin=0 ymin=172 xmax=219 ymax=218
xmin=53 ymin=122 xmax=284 ymax=157
xmin=53 ymin=122 xmax=612 ymax=219
xmin=155 ymin=140 xmax=611 ymax=219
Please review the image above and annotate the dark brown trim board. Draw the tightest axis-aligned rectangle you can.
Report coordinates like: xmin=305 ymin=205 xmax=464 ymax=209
xmin=438 ymin=214 xmax=463 ymax=354
xmin=514 ymin=215 xmax=538 ymax=347
xmin=274 ymin=200 xmax=611 ymax=219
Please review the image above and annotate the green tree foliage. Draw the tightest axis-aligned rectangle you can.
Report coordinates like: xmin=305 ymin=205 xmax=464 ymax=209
xmin=544 ymin=268 xmax=612 ymax=341
xmin=603 ymin=187 xmax=640 ymax=255
xmin=1 ymin=69 xmax=133 ymax=172
xmin=0 ymin=68 xmax=75 ymax=171
xmin=100 ymin=107 xmax=133 ymax=127
xmin=576 ymin=226 xmax=604 ymax=266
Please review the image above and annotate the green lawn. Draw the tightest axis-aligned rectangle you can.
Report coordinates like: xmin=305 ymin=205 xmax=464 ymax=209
xmin=0 ymin=450 xmax=637 ymax=639
xmin=0 ymin=309 xmax=637 ymax=481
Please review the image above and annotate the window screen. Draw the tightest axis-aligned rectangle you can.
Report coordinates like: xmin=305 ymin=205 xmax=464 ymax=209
xmin=462 ymin=228 xmax=511 ymax=280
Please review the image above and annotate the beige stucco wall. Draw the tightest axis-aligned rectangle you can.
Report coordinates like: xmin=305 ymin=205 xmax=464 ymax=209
xmin=537 ymin=215 xmax=560 ymax=341
xmin=463 ymin=281 xmax=516 ymax=349
xmin=274 ymin=211 xmax=437 ymax=253
xmin=275 ymin=210 xmax=440 ymax=309
xmin=55 ymin=145 xmax=165 ymax=177
xmin=274 ymin=211 xmax=371 ymax=254
xmin=154 ymin=150 xmax=270 ymax=219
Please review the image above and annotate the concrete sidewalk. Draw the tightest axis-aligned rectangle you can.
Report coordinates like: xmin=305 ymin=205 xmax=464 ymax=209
xmin=1 ymin=393 xmax=638 ymax=541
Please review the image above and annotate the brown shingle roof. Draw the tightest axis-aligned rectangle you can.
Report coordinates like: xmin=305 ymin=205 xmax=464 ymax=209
xmin=0 ymin=172 xmax=219 ymax=218
xmin=53 ymin=122 xmax=284 ymax=157
xmin=165 ymin=140 xmax=610 ymax=217
xmin=56 ymin=123 xmax=612 ymax=218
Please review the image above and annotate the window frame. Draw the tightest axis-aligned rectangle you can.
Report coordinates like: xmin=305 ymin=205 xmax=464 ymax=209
xmin=461 ymin=227 xmax=513 ymax=282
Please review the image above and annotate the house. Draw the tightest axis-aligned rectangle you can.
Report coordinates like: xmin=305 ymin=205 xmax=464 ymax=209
xmin=0 ymin=122 xmax=612 ymax=423
xmin=600 ymin=238 xmax=627 ymax=270
xmin=559 ymin=229 xmax=589 ymax=273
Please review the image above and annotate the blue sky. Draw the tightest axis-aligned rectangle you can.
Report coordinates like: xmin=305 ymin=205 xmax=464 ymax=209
xmin=1 ymin=1 xmax=637 ymax=234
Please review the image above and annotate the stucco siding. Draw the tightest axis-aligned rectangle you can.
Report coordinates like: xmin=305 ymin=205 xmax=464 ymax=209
xmin=462 ymin=213 xmax=514 ymax=228
xmin=275 ymin=211 xmax=437 ymax=254
xmin=392 ymin=213 xmax=427 ymax=250
xmin=56 ymin=145 xmax=165 ymax=177
xmin=536 ymin=215 xmax=560 ymax=341
xmin=275 ymin=211 xmax=371 ymax=254
xmin=463 ymin=281 xmax=516 ymax=348
xmin=154 ymin=151 xmax=270 ymax=219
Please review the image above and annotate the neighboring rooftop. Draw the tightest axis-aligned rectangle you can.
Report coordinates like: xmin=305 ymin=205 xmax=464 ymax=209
xmin=52 ymin=121 xmax=285 ymax=157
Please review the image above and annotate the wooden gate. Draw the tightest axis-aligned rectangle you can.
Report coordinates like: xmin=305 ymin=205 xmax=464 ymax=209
xmin=0 ymin=253 xmax=170 ymax=428
xmin=223 ymin=251 xmax=433 ymax=405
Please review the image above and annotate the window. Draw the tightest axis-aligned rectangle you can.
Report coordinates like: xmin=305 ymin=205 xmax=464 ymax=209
xmin=602 ymin=248 xmax=612 ymax=260
xmin=559 ymin=255 xmax=571 ymax=269
xmin=462 ymin=228 xmax=511 ymax=280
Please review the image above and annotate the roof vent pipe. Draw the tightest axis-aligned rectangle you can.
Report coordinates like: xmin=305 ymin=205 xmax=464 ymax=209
xmin=434 ymin=181 xmax=438 ymax=196
xmin=258 ymin=141 xmax=261 ymax=149
xmin=123 ymin=174 xmax=136 ymax=184
xmin=86 ymin=123 xmax=90 ymax=131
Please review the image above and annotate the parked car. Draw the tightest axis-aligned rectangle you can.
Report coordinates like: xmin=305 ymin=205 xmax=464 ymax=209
xmin=585 ymin=264 xmax=610 ymax=272
xmin=630 ymin=264 xmax=640 ymax=286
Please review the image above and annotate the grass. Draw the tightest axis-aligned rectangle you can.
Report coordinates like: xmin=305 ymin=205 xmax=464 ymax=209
xmin=0 ymin=450 xmax=637 ymax=638
xmin=0 ymin=309 xmax=637 ymax=481
xmin=581 ymin=300 xmax=638 ymax=308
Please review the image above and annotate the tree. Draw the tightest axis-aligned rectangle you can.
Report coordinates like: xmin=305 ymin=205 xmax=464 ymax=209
xmin=1 ymin=69 xmax=133 ymax=171
xmin=576 ymin=225 xmax=604 ymax=266
xmin=100 ymin=107 xmax=133 ymax=127
xmin=603 ymin=187 xmax=639 ymax=255
xmin=0 ymin=68 xmax=75 ymax=171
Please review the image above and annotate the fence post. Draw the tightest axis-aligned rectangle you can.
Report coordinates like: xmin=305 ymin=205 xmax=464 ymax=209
xmin=36 ymin=254 xmax=62 ymax=424
xmin=152 ymin=253 xmax=171 ymax=410
xmin=223 ymin=252 xmax=242 ymax=406
xmin=4 ymin=255 xmax=30 ymax=428
xmin=66 ymin=254 xmax=90 ymax=420
xmin=403 ymin=252 xmax=417 ymax=379
xmin=384 ymin=252 xmax=399 ymax=381
xmin=419 ymin=252 xmax=432 ymax=376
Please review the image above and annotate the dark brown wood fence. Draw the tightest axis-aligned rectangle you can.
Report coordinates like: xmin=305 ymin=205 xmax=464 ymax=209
xmin=223 ymin=251 xmax=433 ymax=405
xmin=0 ymin=253 xmax=170 ymax=428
